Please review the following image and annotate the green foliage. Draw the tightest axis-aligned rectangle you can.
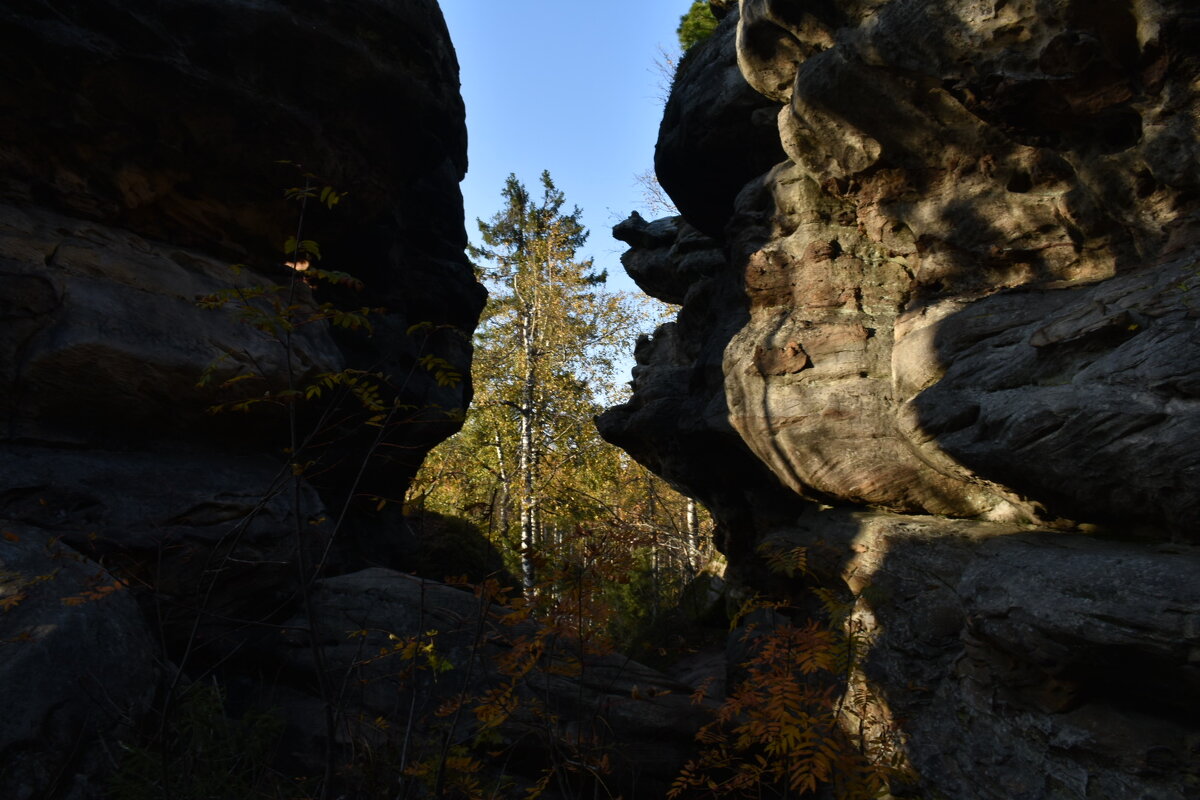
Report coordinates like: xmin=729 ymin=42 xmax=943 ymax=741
xmin=598 ymin=546 xmax=725 ymax=667
xmin=278 ymin=160 xmax=347 ymax=210
xmin=677 ymin=1 xmax=719 ymax=52
xmin=107 ymin=684 xmax=285 ymax=800
xmin=417 ymin=354 xmax=463 ymax=388
xmin=410 ymin=170 xmax=696 ymax=606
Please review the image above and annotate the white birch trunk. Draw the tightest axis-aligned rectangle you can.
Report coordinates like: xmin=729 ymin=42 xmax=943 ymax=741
xmin=686 ymin=496 xmax=701 ymax=571
xmin=518 ymin=310 xmax=538 ymax=596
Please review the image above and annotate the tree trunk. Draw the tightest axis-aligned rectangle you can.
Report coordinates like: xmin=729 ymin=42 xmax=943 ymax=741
xmin=686 ymin=497 xmax=701 ymax=572
xmin=518 ymin=312 xmax=538 ymax=597
xmin=492 ymin=434 xmax=511 ymax=540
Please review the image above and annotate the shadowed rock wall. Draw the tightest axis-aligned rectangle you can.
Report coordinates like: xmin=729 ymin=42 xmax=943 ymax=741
xmin=0 ymin=0 xmax=485 ymax=495
xmin=600 ymin=2 xmax=1200 ymax=797
xmin=0 ymin=2 xmax=486 ymax=795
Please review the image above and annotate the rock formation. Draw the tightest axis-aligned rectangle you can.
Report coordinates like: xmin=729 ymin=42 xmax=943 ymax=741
xmin=0 ymin=523 xmax=159 ymax=799
xmin=0 ymin=1 xmax=488 ymax=795
xmin=0 ymin=0 xmax=485 ymax=507
xmin=0 ymin=5 xmax=721 ymax=797
xmin=600 ymin=2 xmax=1200 ymax=797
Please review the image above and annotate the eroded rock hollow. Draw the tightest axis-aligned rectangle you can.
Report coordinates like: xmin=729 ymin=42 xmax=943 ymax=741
xmin=599 ymin=1 xmax=1200 ymax=797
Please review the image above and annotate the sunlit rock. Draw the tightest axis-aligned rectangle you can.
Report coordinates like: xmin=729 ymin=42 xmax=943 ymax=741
xmin=602 ymin=0 xmax=1200 ymax=796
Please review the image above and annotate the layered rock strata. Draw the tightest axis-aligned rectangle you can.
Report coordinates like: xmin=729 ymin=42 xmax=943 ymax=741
xmin=0 ymin=0 xmax=485 ymax=505
xmin=600 ymin=2 xmax=1200 ymax=797
xmin=0 ymin=1 xmax=484 ymax=795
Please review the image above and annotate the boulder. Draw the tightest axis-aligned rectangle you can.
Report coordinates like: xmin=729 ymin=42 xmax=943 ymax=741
xmin=0 ymin=523 xmax=159 ymax=800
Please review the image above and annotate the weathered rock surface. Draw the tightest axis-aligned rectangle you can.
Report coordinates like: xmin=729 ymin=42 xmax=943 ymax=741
xmin=0 ymin=0 xmax=488 ymax=570
xmin=763 ymin=511 xmax=1200 ymax=799
xmin=0 ymin=0 xmax=485 ymax=502
xmin=0 ymin=1 xmax=486 ymax=796
xmin=655 ymin=8 xmax=786 ymax=238
xmin=600 ymin=0 xmax=1200 ymax=797
xmin=603 ymin=211 xmax=808 ymax=559
xmin=0 ymin=522 xmax=159 ymax=800
xmin=0 ymin=203 xmax=345 ymax=447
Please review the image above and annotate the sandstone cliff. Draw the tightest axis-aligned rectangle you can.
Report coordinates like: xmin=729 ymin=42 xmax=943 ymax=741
xmin=600 ymin=2 xmax=1200 ymax=797
xmin=0 ymin=2 xmax=486 ymax=795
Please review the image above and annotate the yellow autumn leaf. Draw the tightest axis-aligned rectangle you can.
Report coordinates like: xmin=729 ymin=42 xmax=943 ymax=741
xmin=1 ymin=592 xmax=27 ymax=612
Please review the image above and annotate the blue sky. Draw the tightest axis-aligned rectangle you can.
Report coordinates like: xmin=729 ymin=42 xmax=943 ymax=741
xmin=439 ymin=1 xmax=687 ymax=295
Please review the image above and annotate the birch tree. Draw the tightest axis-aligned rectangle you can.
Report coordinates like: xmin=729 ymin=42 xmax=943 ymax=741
xmin=409 ymin=171 xmax=713 ymax=632
xmin=467 ymin=171 xmax=622 ymax=592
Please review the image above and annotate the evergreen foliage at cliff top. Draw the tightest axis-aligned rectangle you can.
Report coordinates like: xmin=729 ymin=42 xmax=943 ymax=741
xmin=677 ymin=1 xmax=718 ymax=51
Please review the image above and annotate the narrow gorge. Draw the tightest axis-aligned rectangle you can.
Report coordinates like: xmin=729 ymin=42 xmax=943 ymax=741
xmin=1 ymin=1 xmax=1197 ymax=799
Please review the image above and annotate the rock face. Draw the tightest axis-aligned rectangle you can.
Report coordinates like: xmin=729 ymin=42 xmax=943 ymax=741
xmin=600 ymin=1 xmax=1200 ymax=797
xmin=0 ymin=1 xmax=485 ymax=795
xmin=655 ymin=9 xmax=785 ymax=237
xmin=0 ymin=523 xmax=159 ymax=800
xmin=0 ymin=0 xmax=490 ymax=567
xmin=0 ymin=0 xmax=485 ymax=503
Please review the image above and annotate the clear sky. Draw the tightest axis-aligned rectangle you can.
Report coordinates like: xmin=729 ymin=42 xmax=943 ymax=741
xmin=439 ymin=1 xmax=687 ymax=295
